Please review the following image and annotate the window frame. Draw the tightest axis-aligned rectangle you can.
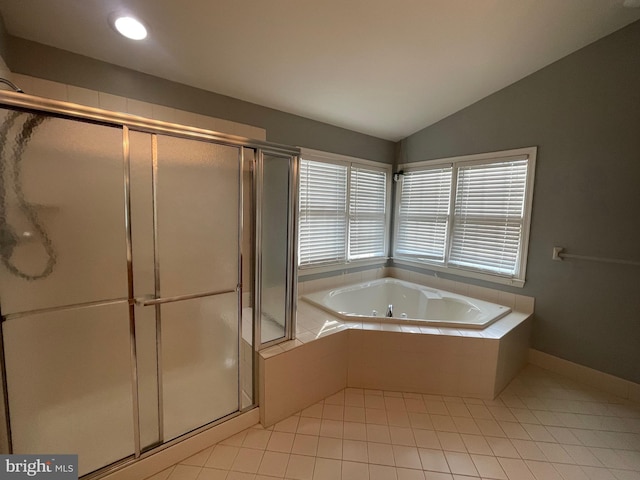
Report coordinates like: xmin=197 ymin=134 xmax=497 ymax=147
xmin=298 ymin=148 xmax=392 ymax=275
xmin=393 ymin=147 xmax=536 ymax=287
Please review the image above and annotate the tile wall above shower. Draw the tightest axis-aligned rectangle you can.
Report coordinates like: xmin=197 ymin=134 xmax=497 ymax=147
xmin=6 ymin=73 xmax=266 ymax=140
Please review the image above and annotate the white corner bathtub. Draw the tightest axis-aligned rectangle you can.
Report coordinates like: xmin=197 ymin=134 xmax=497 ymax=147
xmin=302 ymin=278 xmax=511 ymax=329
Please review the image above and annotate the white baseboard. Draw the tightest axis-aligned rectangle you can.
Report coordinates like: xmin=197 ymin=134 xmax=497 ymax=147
xmin=528 ymin=349 xmax=640 ymax=402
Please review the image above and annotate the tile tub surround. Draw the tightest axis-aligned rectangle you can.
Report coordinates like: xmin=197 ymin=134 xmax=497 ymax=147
xmin=348 ymin=316 xmax=532 ymax=399
xmin=152 ymin=365 xmax=640 ymax=480
xmin=260 ymin=283 xmax=534 ymax=426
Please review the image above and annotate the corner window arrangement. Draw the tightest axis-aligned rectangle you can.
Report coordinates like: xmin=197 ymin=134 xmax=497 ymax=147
xmin=298 ymin=149 xmax=390 ymax=271
xmin=393 ymin=147 xmax=536 ymax=286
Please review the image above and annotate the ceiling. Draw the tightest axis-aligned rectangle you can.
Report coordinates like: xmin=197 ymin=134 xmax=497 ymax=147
xmin=1 ymin=1 xmax=639 ymax=141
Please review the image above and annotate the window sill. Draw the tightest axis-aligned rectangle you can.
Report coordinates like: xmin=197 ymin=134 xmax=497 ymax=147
xmin=298 ymin=257 xmax=388 ymax=278
xmin=391 ymin=257 xmax=525 ymax=288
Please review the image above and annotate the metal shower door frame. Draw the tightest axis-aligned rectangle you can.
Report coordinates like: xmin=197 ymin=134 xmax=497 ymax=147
xmin=253 ymin=148 xmax=299 ymax=351
xmin=0 ymin=91 xmax=300 ymax=478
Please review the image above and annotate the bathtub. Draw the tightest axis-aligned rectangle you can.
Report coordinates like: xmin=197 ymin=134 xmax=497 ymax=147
xmin=302 ymin=278 xmax=511 ymax=329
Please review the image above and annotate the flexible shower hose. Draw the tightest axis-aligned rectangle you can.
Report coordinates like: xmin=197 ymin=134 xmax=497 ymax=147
xmin=0 ymin=110 xmax=56 ymax=280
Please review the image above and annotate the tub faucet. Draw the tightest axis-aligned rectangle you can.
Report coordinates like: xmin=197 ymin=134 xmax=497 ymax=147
xmin=386 ymin=304 xmax=393 ymax=317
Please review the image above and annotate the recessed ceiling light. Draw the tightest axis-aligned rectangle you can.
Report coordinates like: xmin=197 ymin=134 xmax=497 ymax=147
xmin=113 ymin=16 xmax=147 ymax=40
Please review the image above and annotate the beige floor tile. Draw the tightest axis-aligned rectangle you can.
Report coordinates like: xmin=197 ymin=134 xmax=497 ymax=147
xmin=418 ymin=448 xmax=450 ymax=473
xmin=497 ymin=457 xmax=536 ymax=480
xmin=366 ymin=408 xmax=389 ymax=425
xmin=452 ymin=417 xmax=481 ymax=435
xmin=231 ymin=448 xmax=264 ymax=473
xmin=522 ymin=424 xmax=555 ymax=442
xmin=206 ymin=445 xmax=240 ymax=470
xmin=167 ymin=465 xmax=202 ymax=480
xmin=274 ymin=415 xmax=300 ymax=433
xmin=343 ymin=421 xmax=368 ymax=441
xmin=285 ymin=454 xmax=316 ymax=480
xmin=443 ymin=451 xmax=478 ymax=476
xmin=396 ymin=467 xmax=425 ymax=480
xmin=226 ymin=472 xmax=255 ymax=480
xmin=322 ymin=404 xmax=344 ymax=421
xmin=243 ymin=429 xmax=271 ymax=450
xmin=297 ymin=417 xmax=322 ymax=436
xmin=367 ymin=442 xmax=395 ymax=466
xmin=422 ymin=472 xmax=454 ymax=480
xmin=499 ymin=421 xmax=531 ymax=440
xmin=196 ymin=468 xmax=228 ymax=480
xmin=405 ymin=398 xmax=427 ymax=413
xmin=387 ymin=410 xmax=412 ymax=427
xmin=475 ymin=419 xmax=506 ymax=437
xmin=524 ymin=460 xmax=566 ymax=480
xmin=436 ymin=432 xmax=466 ymax=452
xmin=159 ymin=367 xmax=640 ymax=480
xmin=552 ymin=463 xmax=591 ymax=480
xmin=365 ymin=395 xmax=386 ymax=410
xmin=301 ymin=403 xmax=324 ymax=419
xmin=342 ymin=460 xmax=369 ymax=480
xmin=291 ymin=434 xmax=319 ymax=456
xmin=510 ymin=439 xmax=547 ymax=461
xmin=345 ymin=406 xmax=367 ymax=423
xmin=317 ymin=436 xmax=343 ymax=459
xmin=536 ymin=441 xmax=575 ymax=464
xmin=446 ymin=403 xmax=472 ymax=418
xmin=470 ymin=454 xmax=507 ymax=479
xmin=313 ymin=458 xmax=341 ymax=480
xmin=392 ymin=445 xmax=422 ymax=469
xmin=460 ymin=434 xmax=492 ymax=456
xmin=369 ymin=464 xmax=398 ymax=480
xmin=319 ymin=419 xmax=344 ymax=438
xmin=390 ymin=426 xmax=416 ymax=446
xmin=414 ymin=429 xmax=442 ymax=450
xmin=343 ymin=439 xmax=369 ymax=463
xmin=367 ymin=424 xmax=392 ymax=443
xmin=258 ymin=451 xmax=289 ymax=477
xmin=385 ymin=397 xmax=408 ymax=411
xmin=486 ymin=437 xmax=519 ymax=458
xmin=267 ymin=431 xmax=295 ymax=453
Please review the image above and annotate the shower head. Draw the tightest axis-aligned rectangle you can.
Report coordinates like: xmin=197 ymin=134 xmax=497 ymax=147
xmin=0 ymin=78 xmax=24 ymax=93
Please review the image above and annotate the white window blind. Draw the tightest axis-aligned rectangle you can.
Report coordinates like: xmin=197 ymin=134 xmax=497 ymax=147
xmin=449 ymin=159 xmax=528 ymax=276
xmin=395 ymin=167 xmax=452 ymax=261
xmin=298 ymin=160 xmax=347 ymax=266
xmin=349 ymin=167 xmax=387 ymax=259
xmin=393 ymin=147 xmax=535 ymax=286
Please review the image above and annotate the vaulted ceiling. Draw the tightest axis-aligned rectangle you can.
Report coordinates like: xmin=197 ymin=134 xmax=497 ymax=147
xmin=1 ymin=0 xmax=639 ymax=140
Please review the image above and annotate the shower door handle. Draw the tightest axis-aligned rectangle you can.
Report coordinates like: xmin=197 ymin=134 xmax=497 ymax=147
xmin=134 ymin=287 xmax=238 ymax=307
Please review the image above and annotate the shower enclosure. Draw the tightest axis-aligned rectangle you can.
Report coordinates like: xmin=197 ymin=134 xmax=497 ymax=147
xmin=0 ymin=92 xmax=298 ymax=477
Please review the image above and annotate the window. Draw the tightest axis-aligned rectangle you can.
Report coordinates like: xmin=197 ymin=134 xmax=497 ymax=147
xmin=349 ymin=166 xmax=387 ymax=260
xmin=393 ymin=147 xmax=536 ymax=286
xmin=395 ymin=167 xmax=452 ymax=262
xmin=298 ymin=149 xmax=390 ymax=270
xmin=298 ymin=161 xmax=348 ymax=266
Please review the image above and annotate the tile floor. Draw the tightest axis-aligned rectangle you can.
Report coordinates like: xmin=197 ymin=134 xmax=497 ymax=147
xmin=148 ymin=365 xmax=640 ymax=480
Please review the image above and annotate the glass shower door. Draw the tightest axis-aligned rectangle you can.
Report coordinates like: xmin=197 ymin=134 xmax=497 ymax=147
xmin=256 ymin=151 xmax=298 ymax=346
xmin=0 ymin=109 xmax=134 ymax=476
xmin=130 ymin=133 xmax=242 ymax=442
xmin=0 ymin=98 xmax=297 ymax=476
